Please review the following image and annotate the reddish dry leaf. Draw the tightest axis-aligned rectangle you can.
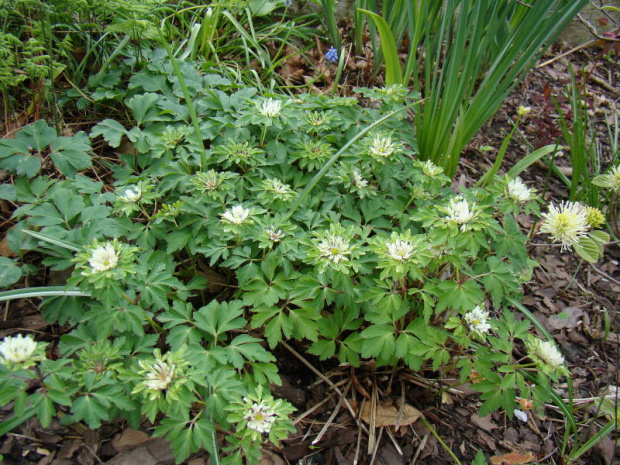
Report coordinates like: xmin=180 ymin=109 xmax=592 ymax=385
xmin=0 ymin=237 xmax=17 ymax=258
xmin=490 ymin=451 xmax=536 ymax=465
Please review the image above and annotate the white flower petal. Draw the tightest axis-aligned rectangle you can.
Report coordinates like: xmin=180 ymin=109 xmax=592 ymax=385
xmin=514 ymin=409 xmax=528 ymax=422
xmin=0 ymin=334 xmax=38 ymax=365
xmin=540 ymin=201 xmax=589 ymax=251
xmin=89 ymin=243 xmax=119 ymax=271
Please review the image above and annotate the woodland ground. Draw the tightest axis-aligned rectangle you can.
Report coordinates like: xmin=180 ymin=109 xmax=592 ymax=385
xmin=0 ymin=37 xmax=619 ymax=465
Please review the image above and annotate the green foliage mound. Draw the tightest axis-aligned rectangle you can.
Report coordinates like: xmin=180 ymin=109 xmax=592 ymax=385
xmin=0 ymin=51 xmax=569 ymax=463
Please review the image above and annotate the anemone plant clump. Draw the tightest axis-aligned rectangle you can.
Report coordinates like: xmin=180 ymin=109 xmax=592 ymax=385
xmin=0 ymin=49 xmax=588 ymax=462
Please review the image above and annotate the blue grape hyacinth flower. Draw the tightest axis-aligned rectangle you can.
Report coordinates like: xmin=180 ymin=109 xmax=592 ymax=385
xmin=325 ymin=46 xmax=338 ymax=64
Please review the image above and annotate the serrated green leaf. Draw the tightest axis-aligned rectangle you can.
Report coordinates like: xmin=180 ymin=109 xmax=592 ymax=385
xmin=126 ymin=93 xmax=161 ymax=125
xmin=71 ymin=395 xmax=110 ymax=428
xmin=0 ymin=154 xmax=41 ymax=177
xmin=90 ymin=119 xmax=127 ymax=148
xmin=194 ymin=300 xmax=246 ymax=342
xmin=308 ymin=339 xmax=336 ymax=360
xmin=49 ymin=133 xmax=92 ymax=176
xmin=225 ymin=334 xmax=274 ymax=369
xmin=360 ymin=324 xmax=395 ymax=361
xmin=20 ymin=120 xmax=56 ymax=151
xmin=38 ymin=396 xmax=55 ymax=428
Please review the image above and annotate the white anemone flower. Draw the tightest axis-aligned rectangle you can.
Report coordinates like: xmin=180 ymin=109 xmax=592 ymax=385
xmin=244 ymin=400 xmax=277 ymax=433
xmin=265 ymin=228 xmax=285 ymax=243
xmin=368 ymin=134 xmax=397 ymax=158
xmin=317 ymin=235 xmax=352 ymax=264
xmin=140 ymin=359 xmax=176 ymax=391
xmin=258 ymin=98 xmax=282 ymax=118
xmin=539 ymin=201 xmax=589 ymax=251
xmin=506 ymin=178 xmax=535 ymax=203
xmin=0 ymin=334 xmax=39 ymax=366
xmin=445 ymin=197 xmax=477 ymax=231
xmin=464 ymin=306 xmax=491 ymax=336
xmin=422 ymin=161 xmax=443 ymax=177
xmin=386 ymin=239 xmax=415 ymax=261
xmin=221 ymin=205 xmax=251 ymax=225
xmin=89 ymin=243 xmax=119 ymax=272
xmin=352 ymin=169 xmax=368 ymax=189
xmin=119 ymin=185 xmax=142 ymax=203
xmin=264 ymin=179 xmax=294 ymax=200
xmin=527 ymin=338 xmax=565 ymax=369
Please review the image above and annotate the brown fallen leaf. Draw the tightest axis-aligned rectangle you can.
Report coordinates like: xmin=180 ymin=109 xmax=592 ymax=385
xmin=359 ymin=401 xmax=422 ymax=427
xmin=546 ymin=307 xmax=583 ymax=331
xmin=490 ymin=451 xmax=536 ymax=465
xmin=260 ymin=450 xmax=286 ymax=465
xmin=0 ymin=237 xmax=17 ymax=258
xmin=111 ymin=429 xmax=150 ymax=453
xmin=471 ymin=414 xmax=498 ymax=432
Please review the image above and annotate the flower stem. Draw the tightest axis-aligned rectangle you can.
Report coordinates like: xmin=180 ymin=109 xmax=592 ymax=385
xmin=419 ymin=416 xmax=463 ymax=465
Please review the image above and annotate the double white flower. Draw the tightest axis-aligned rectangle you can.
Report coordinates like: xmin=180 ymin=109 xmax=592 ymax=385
xmin=221 ymin=205 xmax=251 ymax=225
xmin=385 ymin=239 xmax=415 ymax=261
xmin=506 ymin=178 xmax=535 ymax=203
xmin=317 ymin=235 xmax=352 ymax=264
xmin=265 ymin=227 xmax=285 ymax=243
xmin=445 ymin=197 xmax=477 ymax=231
xmin=422 ymin=160 xmax=443 ymax=177
xmin=119 ymin=185 xmax=142 ymax=203
xmin=369 ymin=134 xmax=397 ymax=159
xmin=244 ymin=400 xmax=277 ymax=433
xmin=89 ymin=243 xmax=119 ymax=272
xmin=352 ymin=169 xmax=369 ymax=189
xmin=258 ymin=98 xmax=282 ymax=118
xmin=140 ymin=358 xmax=176 ymax=391
xmin=527 ymin=338 xmax=565 ymax=369
xmin=0 ymin=334 xmax=40 ymax=367
xmin=464 ymin=306 xmax=491 ymax=336
xmin=539 ymin=201 xmax=589 ymax=251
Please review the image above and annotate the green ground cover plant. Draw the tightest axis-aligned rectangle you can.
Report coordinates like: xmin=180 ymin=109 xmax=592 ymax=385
xmin=0 ymin=50 xmax=612 ymax=462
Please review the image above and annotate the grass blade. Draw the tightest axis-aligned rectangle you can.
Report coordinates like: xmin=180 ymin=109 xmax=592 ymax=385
xmin=506 ymin=144 xmax=560 ymax=179
xmin=0 ymin=287 xmax=90 ymax=302
xmin=358 ymin=9 xmax=402 ymax=86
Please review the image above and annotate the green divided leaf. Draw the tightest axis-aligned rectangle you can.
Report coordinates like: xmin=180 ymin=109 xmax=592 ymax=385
xmin=90 ymin=119 xmax=127 ymax=148
xmin=126 ymin=93 xmax=161 ymax=125
xmin=225 ymin=334 xmax=274 ymax=369
xmin=360 ymin=324 xmax=395 ymax=362
xmin=194 ymin=300 xmax=246 ymax=343
xmin=0 ymin=258 xmax=21 ymax=289
xmin=49 ymin=133 xmax=92 ymax=176
xmin=19 ymin=120 xmax=56 ymax=151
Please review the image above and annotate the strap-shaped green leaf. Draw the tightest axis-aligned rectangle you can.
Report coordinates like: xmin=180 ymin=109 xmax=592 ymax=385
xmin=358 ymin=9 xmax=402 ymax=86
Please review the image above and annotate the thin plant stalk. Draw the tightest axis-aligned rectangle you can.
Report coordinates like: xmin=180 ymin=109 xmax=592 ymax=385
xmin=160 ymin=33 xmax=208 ymax=169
